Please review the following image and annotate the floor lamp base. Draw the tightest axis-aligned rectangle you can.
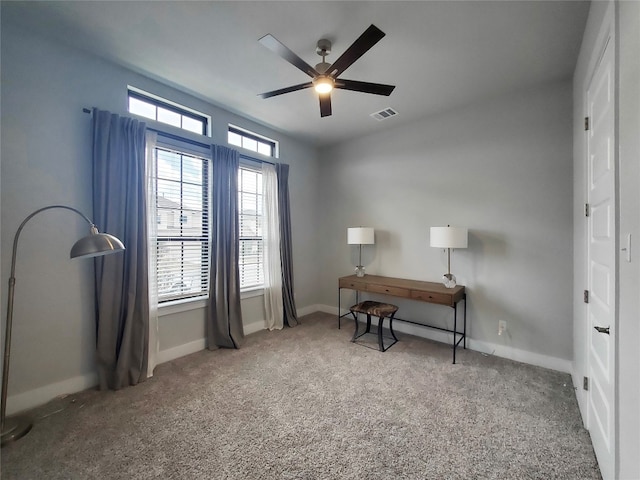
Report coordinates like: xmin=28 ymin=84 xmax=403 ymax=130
xmin=1 ymin=415 xmax=32 ymax=447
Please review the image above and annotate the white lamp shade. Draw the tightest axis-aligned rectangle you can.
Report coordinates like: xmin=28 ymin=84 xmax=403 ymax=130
xmin=347 ymin=227 xmax=375 ymax=245
xmin=430 ymin=226 xmax=468 ymax=249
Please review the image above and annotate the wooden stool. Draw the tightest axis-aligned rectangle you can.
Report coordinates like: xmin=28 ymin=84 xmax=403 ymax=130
xmin=349 ymin=300 xmax=399 ymax=352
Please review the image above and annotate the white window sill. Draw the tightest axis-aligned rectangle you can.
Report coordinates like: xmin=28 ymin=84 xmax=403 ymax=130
xmin=158 ymin=288 xmax=264 ymax=317
xmin=158 ymin=297 xmax=208 ymax=316
xmin=241 ymin=287 xmax=264 ymax=299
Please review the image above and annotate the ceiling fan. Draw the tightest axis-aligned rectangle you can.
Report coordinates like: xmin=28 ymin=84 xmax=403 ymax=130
xmin=258 ymin=24 xmax=395 ymax=118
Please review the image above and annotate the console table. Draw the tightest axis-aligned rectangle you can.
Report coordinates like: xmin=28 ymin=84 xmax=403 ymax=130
xmin=338 ymin=274 xmax=467 ymax=363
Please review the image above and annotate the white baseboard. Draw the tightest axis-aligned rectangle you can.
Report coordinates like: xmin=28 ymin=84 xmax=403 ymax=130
xmin=316 ymin=303 xmax=571 ymax=373
xmin=157 ymin=304 xmax=320 ymax=365
xmin=9 ymin=337 xmax=210 ymax=415
xmin=156 ymin=302 xmax=321 ymax=362
xmin=298 ymin=304 xmax=323 ymax=317
xmin=157 ymin=322 xmax=264 ymax=365
xmin=468 ymin=338 xmax=572 ymax=373
xmin=244 ymin=320 xmax=266 ymax=335
xmin=157 ymin=338 xmax=206 ymax=365
xmin=6 ymin=372 xmax=98 ymax=416
xmin=317 ymin=304 xmax=354 ymax=318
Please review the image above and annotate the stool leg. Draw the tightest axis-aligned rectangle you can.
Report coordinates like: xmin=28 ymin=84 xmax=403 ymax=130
xmin=350 ymin=311 xmax=359 ymax=342
xmin=365 ymin=314 xmax=372 ymax=333
xmin=377 ymin=316 xmax=385 ymax=352
xmin=389 ymin=312 xmax=398 ymax=341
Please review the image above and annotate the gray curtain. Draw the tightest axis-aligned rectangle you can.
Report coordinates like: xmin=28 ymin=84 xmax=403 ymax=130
xmin=92 ymin=108 xmax=149 ymax=390
xmin=276 ymin=163 xmax=299 ymax=327
xmin=207 ymin=145 xmax=244 ymax=349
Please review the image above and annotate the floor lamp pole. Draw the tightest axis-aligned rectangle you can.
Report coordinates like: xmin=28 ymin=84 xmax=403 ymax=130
xmin=1 ymin=205 xmax=124 ymax=447
xmin=1 ymin=268 xmax=25 ymax=443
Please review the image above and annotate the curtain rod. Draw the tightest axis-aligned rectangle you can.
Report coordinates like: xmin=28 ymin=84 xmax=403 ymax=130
xmin=83 ymin=107 xmax=276 ymax=166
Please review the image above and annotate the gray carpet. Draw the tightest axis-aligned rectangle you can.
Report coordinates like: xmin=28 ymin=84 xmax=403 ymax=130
xmin=1 ymin=312 xmax=601 ymax=479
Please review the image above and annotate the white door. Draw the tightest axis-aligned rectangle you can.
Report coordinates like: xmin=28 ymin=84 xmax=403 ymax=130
xmin=586 ymin=34 xmax=616 ymax=480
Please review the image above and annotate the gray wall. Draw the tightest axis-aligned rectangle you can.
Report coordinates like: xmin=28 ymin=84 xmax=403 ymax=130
xmin=318 ymin=80 xmax=574 ymax=364
xmin=1 ymin=23 xmax=319 ymax=406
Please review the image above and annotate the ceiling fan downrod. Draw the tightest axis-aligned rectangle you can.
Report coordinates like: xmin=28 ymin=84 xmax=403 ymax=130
xmin=315 ymin=38 xmax=332 ymax=74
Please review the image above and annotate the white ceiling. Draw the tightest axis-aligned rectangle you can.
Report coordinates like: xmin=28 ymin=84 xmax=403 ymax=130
xmin=3 ymin=1 xmax=589 ymax=147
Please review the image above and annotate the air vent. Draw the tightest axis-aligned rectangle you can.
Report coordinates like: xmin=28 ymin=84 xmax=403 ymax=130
xmin=370 ymin=107 xmax=398 ymax=121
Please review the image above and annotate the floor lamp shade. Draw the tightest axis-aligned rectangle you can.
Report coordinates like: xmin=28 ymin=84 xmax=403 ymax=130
xmin=70 ymin=225 xmax=125 ymax=258
xmin=347 ymin=227 xmax=374 ymax=277
xmin=430 ymin=226 xmax=468 ymax=288
xmin=1 ymin=205 xmax=125 ymax=447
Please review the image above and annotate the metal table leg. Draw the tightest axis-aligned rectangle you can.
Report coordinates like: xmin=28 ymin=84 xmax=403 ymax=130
xmin=463 ymin=294 xmax=467 ymax=349
xmin=453 ymin=302 xmax=457 ymax=364
xmin=338 ymin=287 xmax=342 ymax=329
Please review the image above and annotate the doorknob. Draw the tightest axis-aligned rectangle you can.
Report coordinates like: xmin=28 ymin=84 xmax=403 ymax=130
xmin=594 ymin=326 xmax=610 ymax=335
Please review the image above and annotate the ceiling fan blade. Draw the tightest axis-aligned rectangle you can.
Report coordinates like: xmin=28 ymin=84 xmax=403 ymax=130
xmin=327 ymin=24 xmax=386 ymax=78
xmin=335 ymin=79 xmax=395 ymax=96
xmin=259 ymin=82 xmax=313 ymax=99
xmin=319 ymin=94 xmax=332 ymax=117
xmin=259 ymin=34 xmax=319 ymax=78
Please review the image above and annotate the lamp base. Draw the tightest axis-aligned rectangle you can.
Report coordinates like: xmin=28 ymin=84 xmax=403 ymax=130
xmin=355 ymin=266 xmax=366 ymax=277
xmin=1 ymin=415 xmax=32 ymax=447
xmin=442 ymin=273 xmax=457 ymax=288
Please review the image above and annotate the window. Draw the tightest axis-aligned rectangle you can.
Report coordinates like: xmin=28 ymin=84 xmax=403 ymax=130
xmin=238 ymin=166 xmax=264 ymax=290
xmin=154 ymin=146 xmax=209 ymax=303
xmin=228 ymin=125 xmax=277 ymax=158
xmin=128 ymin=88 xmax=210 ymax=136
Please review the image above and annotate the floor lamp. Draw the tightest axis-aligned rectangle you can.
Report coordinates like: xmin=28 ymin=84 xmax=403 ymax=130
xmin=1 ymin=205 xmax=125 ymax=447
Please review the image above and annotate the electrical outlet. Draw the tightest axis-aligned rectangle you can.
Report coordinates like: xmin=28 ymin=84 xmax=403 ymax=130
xmin=498 ymin=320 xmax=507 ymax=336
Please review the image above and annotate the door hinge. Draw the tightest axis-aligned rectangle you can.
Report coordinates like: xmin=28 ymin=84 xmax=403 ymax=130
xmin=584 ymin=290 xmax=589 ymax=303
xmin=583 ymin=376 xmax=589 ymax=391
xmin=584 ymin=116 xmax=590 ymax=131
xmin=585 ymin=203 xmax=590 ymax=217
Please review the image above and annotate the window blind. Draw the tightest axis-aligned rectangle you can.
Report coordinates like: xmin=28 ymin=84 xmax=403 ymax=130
xmin=238 ymin=167 xmax=264 ymax=289
xmin=155 ymin=147 xmax=210 ymax=302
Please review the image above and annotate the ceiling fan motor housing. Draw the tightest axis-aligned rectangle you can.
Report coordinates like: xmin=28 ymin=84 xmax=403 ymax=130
xmin=315 ymin=62 xmax=331 ymax=74
xmin=316 ymin=38 xmax=331 ymax=56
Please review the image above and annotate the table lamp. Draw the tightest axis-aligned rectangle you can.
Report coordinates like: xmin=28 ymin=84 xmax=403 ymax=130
xmin=430 ymin=225 xmax=468 ymax=288
xmin=347 ymin=227 xmax=374 ymax=277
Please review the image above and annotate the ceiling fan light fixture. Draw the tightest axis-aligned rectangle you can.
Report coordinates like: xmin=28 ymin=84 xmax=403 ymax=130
xmin=313 ymin=76 xmax=334 ymax=94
